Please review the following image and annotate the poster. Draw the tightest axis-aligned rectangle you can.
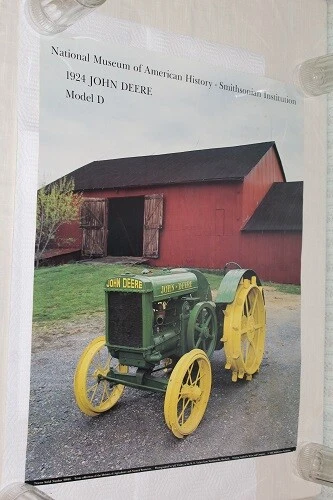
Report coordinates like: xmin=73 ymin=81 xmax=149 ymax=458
xmin=25 ymin=37 xmax=303 ymax=484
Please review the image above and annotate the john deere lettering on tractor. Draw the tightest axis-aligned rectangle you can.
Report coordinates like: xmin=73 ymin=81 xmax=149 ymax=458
xmin=74 ymin=267 xmax=266 ymax=438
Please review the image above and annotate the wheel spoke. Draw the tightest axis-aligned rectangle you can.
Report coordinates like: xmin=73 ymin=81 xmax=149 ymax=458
xmin=249 ymin=334 xmax=257 ymax=348
xmin=243 ymin=332 xmax=255 ymax=348
xmin=240 ymin=320 xmax=250 ymax=335
xmin=195 ymin=338 xmax=202 ymax=348
xmin=181 ymin=368 xmax=193 ymax=393
xmin=184 ymin=372 xmax=191 ymax=387
xmin=88 ymin=382 xmax=99 ymax=403
xmin=103 ymin=356 xmax=111 ymax=372
xmin=101 ymin=381 xmax=109 ymax=404
xmin=243 ymin=332 xmax=256 ymax=353
xmin=188 ymin=364 xmax=195 ymax=384
xmin=244 ymin=342 xmax=257 ymax=365
xmin=104 ymin=381 xmax=111 ymax=398
xmin=203 ymin=314 xmax=212 ymax=327
xmin=194 ymin=369 xmax=201 ymax=385
xmin=194 ymin=370 xmax=205 ymax=385
xmin=178 ymin=397 xmax=191 ymax=423
xmin=87 ymin=382 xmax=98 ymax=394
xmin=249 ymin=292 xmax=258 ymax=316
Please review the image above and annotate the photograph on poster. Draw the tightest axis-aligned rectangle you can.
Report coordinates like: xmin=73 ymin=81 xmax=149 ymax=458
xmin=25 ymin=37 xmax=303 ymax=483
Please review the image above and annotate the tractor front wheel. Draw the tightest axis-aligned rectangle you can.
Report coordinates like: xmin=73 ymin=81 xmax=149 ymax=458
xmin=74 ymin=336 xmax=128 ymax=416
xmin=164 ymin=349 xmax=212 ymax=438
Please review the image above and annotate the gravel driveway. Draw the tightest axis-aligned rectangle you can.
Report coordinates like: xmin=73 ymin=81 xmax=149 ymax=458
xmin=25 ymin=287 xmax=300 ymax=483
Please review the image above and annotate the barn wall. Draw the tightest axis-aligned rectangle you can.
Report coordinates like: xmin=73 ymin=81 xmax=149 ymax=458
xmin=55 ymin=183 xmax=301 ymax=284
xmin=240 ymin=232 xmax=302 ymax=285
xmin=76 ymin=183 xmax=244 ymax=269
xmin=56 ymin=220 xmax=82 ymax=249
xmin=241 ymin=147 xmax=285 ymax=226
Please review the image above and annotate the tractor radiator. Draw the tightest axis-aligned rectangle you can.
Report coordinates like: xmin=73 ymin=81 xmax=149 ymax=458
xmin=107 ymin=292 xmax=143 ymax=347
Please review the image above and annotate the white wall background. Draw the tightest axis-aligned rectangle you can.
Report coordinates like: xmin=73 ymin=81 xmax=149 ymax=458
xmin=0 ymin=1 xmax=327 ymax=499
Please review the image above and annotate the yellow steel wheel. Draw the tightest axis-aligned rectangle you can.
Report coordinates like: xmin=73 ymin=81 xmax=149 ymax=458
xmin=164 ymin=349 xmax=212 ymax=438
xmin=74 ymin=336 xmax=128 ymax=416
xmin=222 ymin=276 xmax=266 ymax=382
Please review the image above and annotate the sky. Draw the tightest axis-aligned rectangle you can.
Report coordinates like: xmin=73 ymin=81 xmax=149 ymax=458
xmin=39 ymin=37 xmax=303 ymax=186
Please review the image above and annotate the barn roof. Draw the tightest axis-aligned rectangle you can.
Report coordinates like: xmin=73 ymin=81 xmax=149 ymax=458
xmin=69 ymin=142 xmax=285 ymax=191
xmin=242 ymin=181 xmax=303 ymax=232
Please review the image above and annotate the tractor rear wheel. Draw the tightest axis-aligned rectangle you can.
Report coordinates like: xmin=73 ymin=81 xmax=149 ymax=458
xmin=164 ymin=349 xmax=212 ymax=438
xmin=222 ymin=276 xmax=266 ymax=382
xmin=74 ymin=336 xmax=128 ymax=416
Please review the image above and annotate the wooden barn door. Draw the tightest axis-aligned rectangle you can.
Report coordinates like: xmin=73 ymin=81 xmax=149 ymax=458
xmin=143 ymin=194 xmax=164 ymax=258
xmin=80 ymin=199 xmax=107 ymax=257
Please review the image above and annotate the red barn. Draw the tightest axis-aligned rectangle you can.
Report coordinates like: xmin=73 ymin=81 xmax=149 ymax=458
xmin=54 ymin=142 xmax=302 ymax=284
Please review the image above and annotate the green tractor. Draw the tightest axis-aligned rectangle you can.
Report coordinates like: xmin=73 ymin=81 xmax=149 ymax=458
xmin=74 ymin=267 xmax=266 ymax=438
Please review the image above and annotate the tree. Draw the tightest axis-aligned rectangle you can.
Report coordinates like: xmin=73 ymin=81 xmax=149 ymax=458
xmin=35 ymin=177 xmax=82 ymax=268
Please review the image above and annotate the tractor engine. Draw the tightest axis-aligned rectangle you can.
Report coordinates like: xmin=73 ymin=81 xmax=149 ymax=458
xmin=104 ymin=269 xmax=217 ymax=368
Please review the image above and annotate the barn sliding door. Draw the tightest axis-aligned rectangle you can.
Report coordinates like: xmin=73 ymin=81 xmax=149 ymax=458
xmin=80 ymin=199 xmax=107 ymax=257
xmin=143 ymin=194 xmax=164 ymax=258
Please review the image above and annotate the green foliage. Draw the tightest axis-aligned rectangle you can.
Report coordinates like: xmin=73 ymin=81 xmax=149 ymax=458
xmin=35 ymin=177 xmax=82 ymax=268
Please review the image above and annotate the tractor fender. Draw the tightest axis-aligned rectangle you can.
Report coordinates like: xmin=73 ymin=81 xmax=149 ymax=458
xmin=215 ymin=269 xmax=262 ymax=305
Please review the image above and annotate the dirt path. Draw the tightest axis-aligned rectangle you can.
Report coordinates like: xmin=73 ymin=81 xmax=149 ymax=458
xmin=26 ymin=288 xmax=300 ymax=482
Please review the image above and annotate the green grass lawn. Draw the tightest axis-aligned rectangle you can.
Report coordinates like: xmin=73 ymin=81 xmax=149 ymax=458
xmin=33 ymin=263 xmax=300 ymax=323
